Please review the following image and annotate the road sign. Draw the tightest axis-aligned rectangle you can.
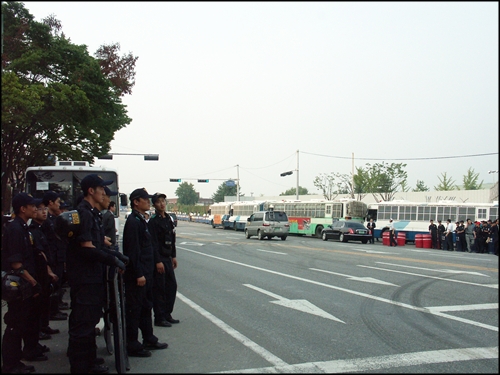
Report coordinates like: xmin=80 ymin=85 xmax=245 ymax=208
xmin=226 ymin=180 xmax=236 ymax=187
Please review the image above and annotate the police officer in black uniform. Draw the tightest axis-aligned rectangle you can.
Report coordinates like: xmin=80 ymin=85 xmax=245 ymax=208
xmin=29 ymin=199 xmax=59 ymax=343
xmin=123 ymin=188 xmax=168 ymax=358
xmin=42 ymin=191 xmax=69 ymax=321
xmin=149 ymin=193 xmax=180 ymax=327
xmin=1 ymin=193 xmax=42 ymax=374
xmin=429 ymin=219 xmax=438 ymax=249
xmin=66 ymin=174 xmax=127 ymax=374
xmin=437 ymin=220 xmax=446 ymax=250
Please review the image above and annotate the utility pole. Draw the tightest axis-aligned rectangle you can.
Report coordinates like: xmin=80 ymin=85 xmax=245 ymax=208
xmin=236 ymin=164 xmax=240 ymax=202
xmin=296 ymin=150 xmax=299 ymax=200
xmin=351 ymin=152 xmax=355 ymax=199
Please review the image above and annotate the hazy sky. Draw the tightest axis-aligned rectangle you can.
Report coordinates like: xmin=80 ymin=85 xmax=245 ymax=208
xmin=24 ymin=2 xmax=499 ymax=199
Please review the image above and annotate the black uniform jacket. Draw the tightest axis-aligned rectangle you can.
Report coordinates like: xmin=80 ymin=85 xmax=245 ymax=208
xmin=66 ymin=199 xmax=114 ymax=286
xmin=123 ymin=210 xmax=154 ymax=282
xmin=2 ymin=216 xmax=36 ymax=276
xmin=148 ymin=212 xmax=176 ymax=264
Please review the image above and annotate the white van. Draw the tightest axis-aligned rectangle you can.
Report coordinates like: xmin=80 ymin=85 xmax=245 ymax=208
xmin=244 ymin=210 xmax=289 ymax=240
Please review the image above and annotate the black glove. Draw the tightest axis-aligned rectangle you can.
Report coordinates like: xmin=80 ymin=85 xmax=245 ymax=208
xmin=109 ymin=250 xmax=129 ymax=265
xmin=32 ymin=282 xmax=43 ymax=296
xmin=113 ymin=257 xmax=126 ymax=271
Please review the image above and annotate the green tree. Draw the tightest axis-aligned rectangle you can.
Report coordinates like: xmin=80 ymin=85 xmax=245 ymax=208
xmin=1 ymin=2 xmax=138 ymax=213
xmin=434 ymin=172 xmax=456 ymax=191
xmin=175 ymin=182 xmax=199 ymax=205
xmin=460 ymin=167 xmax=484 ymax=190
xmin=279 ymin=186 xmax=309 ymax=196
xmin=313 ymin=173 xmax=339 ymax=200
xmin=352 ymin=167 xmax=371 ymax=201
xmin=366 ymin=162 xmax=408 ymax=202
xmin=399 ymin=180 xmax=411 ymax=192
xmin=212 ymin=182 xmax=239 ymax=203
xmin=413 ymin=180 xmax=430 ymax=192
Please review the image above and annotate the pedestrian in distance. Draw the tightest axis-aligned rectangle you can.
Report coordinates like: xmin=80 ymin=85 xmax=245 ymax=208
xmin=366 ymin=218 xmax=376 ymax=244
xmin=149 ymin=193 xmax=180 ymax=327
xmin=444 ymin=219 xmax=454 ymax=251
xmin=388 ymin=218 xmax=397 ymax=247
xmin=456 ymin=220 xmax=466 ymax=252
xmin=123 ymin=188 xmax=168 ymax=358
xmin=429 ymin=219 xmax=438 ymax=249
xmin=1 ymin=193 xmax=44 ymax=374
xmin=65 ymin=174 xmax=127 ymax=374
xmin=464 ymin=218 xmax=475 ymax=253
xmin=437 ymin=220 xmax=446 ymax=250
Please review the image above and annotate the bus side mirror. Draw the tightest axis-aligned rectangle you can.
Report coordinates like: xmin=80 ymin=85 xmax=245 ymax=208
xmin=120 ymin=194 xmax=128 ymax=207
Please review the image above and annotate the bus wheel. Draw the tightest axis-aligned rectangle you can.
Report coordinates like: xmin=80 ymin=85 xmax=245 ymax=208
xmin=315 ymin=225 xmax=323 ymax=238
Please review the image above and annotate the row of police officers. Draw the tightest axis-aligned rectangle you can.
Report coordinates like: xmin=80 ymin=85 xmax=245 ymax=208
xmin=2 ymin=175 xmax=178 ymax=374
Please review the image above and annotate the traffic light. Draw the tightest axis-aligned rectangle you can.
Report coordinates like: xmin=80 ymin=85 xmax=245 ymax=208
xmin=170 ymin=178 xmax=181 ymax=182
xmin=98 ymin=154 xmax=113 ymax=160
xmin=144 ymin=154 xmax=159 ymax=161
xmin=197 ymin=179 xmax=209 ymax=183
xmin=280 ymin=171 xmax=293 ymax=177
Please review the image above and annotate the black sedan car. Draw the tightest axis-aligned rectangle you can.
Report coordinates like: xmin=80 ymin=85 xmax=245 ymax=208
xmin=321 ymin=220 xmax=372 ymax=244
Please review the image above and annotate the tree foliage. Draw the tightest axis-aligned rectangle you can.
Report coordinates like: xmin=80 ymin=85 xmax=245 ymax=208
xmin=279 ymin=186 xmax=309 ymax=196
xmin=460 ymin=167 xmax=483 ymax=190
xmin=212 ymin=182 xmax=239 ymax=203
xmin=413 ymin=180 xmax=430 ymax=192
xmin=175 ymin=182 xmax=199 ymax=205
xmin=434 ymin=172 xmax=456 ymax=191
xmin=313 ymin=173 xmax=339 ymax=200
xmin=1 ymin=1 xmax=138 ymax=213
xmin=366 ymin=162 xmax=408 ymax=202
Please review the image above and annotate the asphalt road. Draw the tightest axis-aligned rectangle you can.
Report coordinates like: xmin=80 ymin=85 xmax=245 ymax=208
xmin=2 ymin=220 xmax=498 ymax=373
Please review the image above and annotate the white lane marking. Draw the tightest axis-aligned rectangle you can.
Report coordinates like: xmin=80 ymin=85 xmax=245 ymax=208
xmin=310 ymin=268 xmax=398 ymax=286
xmin=176 ymin=292 xmax=288 ymax=367
xmin=216 ymin=346 xmax=498 ymax=373
xmin=375 ymin=262 xmax=489 ymax=277
xmin=425 ymin=303 xmax=498 ymax=312
xmin=178 ymin=246 xmax=498 ymax=332
xmin=179 ymin=241 xmax=203 ymax=246
xmin=350 ymin=248 xmax=398 ymax=254
xmin=244 ymin=284 xmax=345 ymax=323
xmin=358 ymin=265 xmax=498 ymax=289
xmin=256 ymin=249 xmax=287 ymax=255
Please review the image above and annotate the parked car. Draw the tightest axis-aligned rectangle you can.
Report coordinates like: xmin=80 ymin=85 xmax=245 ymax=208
xmin=168 ymin=212 xmax=178 ymax=227
xmin=321 ymin=221 xmax=371 ymax=244
xmin=245 ymin=210 xmax=289 ymax=240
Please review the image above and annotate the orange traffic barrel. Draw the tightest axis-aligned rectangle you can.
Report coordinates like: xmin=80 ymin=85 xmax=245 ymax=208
xmin=415 ymin=234 xmax=423 ymax=248
xmin=422 ymin=233 xmax=432 ymax=249
xmin=397 ymin=232 xmax=406 ymax=246
xmin=383 ymin=231 xmax=390 ymax=246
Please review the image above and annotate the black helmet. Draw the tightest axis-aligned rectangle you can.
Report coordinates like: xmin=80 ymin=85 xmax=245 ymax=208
xmin=1 ymin=271 xmax=31 ymax=302
xmin=54 ymin=210 xmax=81 ymax=239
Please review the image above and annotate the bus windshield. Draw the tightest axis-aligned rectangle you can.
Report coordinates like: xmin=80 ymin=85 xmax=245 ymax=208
xmin=25 ymin=168 xmax=119 ymax=215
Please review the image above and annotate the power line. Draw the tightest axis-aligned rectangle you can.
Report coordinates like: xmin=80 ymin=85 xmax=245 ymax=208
xmin=300 ymin=151 xmax=498 ymax=161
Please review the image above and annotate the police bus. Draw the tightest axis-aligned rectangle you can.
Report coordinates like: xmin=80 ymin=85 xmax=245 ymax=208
xmin=365 ymin=200 xmax=499 ymax=242
xmin=208 ymin=201 xmax=234 ymax=228
xmin=223 ymin=198 xmax=367 ymax=236
xmin=270 ymin=198 xmax=367 ymax=238
xmin=24 ymin=160 xmax=121 ymax=231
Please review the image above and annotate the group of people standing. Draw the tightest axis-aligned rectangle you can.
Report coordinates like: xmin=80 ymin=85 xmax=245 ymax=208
xmin=429 ymin=218 xmax=499 ymax=254
xmin=2 ymin=174 xmax=179 ymax=374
